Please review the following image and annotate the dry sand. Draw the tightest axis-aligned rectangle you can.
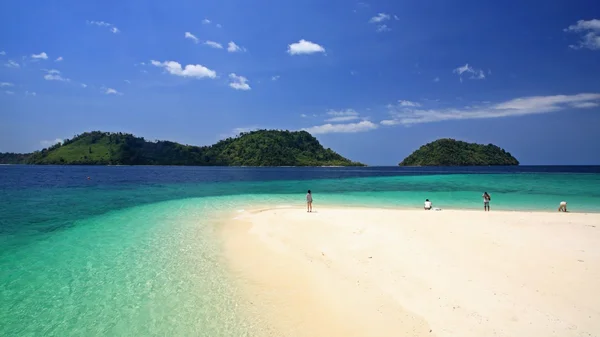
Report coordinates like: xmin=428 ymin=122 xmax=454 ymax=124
xmin=222 ymin=207 xmax=600 ymax=337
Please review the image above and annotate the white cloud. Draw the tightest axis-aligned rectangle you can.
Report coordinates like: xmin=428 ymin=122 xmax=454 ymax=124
xmin=564 ymin=19 xmax=600 ymax=50
xmin=185 ymin=32 xmax=199 ymax=43
xmin=381 ymin=93 xmax=600 ymax=126
xmin=40 ymin=139 xmax=62 ymax=147
xmin=25 ymin=91 xmax=36 ymax=96
xmin=324 ymin=109 xmax=360 ymax=122
xmin=433 ymin=77 xmax=440 ymax=82
xmin=376 ymin=24 xmax=391 ymax=32
xmin=216 ymin=24 xmax=222 ymax=28
xmin=453 ymin=63 xmax=486 ymax=80
xmin=300 ymin=114 xmax=308 ymax=118
xmin=4 ymin=90 xmax=14 ymax=95
xmin=55 ymin=56 xmax=63 ymax=62
xmin=394 ymin=15 xmax=400 ymax=20
xmin=398 ymin=100 xmax=421 ymax=107
xmin=303 ymin=120 xmax=378 ymax=134
xmin=369 ymin=13 xmax=390 ymax=23
xmin=202 ymin=19 xmax=211 ymax=24
xmin=229 ymin=73 xmax=251 ymax=90
xmin=43 ymin=69 xmax=69 ymax=81
xmin=287 ymin=39 xmax=326 ymax=55
xmin=227 ymin=41 xmax=245 ymax=52
xmin=271 ymin=75 xmax=280 ymax=81
xmin=0 ymin=82 xmax=13 ymax=87
xmin=105 ymin=88 xmax=123 ymax=95
xmin=4 ymin=60 xmax=19 ymax=68
xmin=571 ymin=102 xmax=599 ymax=108
xmin=31 ymin=52 xmax=48 ymax=60
xmin=0 ymin=51 xmax=5 ymax=55
xmin=204 ymin=40 xmax=223 ymax=49
xmin=40 ymin=139 xmax=63 ymax=147
xmin=87 ymin=20 xmax=120 ymax=33
xmin=151 ymin=60 xmax=217 ymax=79
xmin=81 ymin=83 xmax=88 ymax=88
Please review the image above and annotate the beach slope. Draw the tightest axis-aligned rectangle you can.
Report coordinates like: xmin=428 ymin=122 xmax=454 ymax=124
xmin=223 ymin=208 xmax=600 ymax=337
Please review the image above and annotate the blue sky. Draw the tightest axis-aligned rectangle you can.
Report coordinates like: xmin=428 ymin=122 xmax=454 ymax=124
xmin=1 ymin=0 xmax=599 ymax=165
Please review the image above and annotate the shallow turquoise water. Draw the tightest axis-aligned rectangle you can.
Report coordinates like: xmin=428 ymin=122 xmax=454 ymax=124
xmin=1 ymin=166 xmax=600 ymax=336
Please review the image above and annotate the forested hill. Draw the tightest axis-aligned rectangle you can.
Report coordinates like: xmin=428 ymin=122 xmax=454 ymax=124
xmin=399 ymin=139 xmax=519 ymax=166
xmin=0 ymin=130 xmax=364 ymax=166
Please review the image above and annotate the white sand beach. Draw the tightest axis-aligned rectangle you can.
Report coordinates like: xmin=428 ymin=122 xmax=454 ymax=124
xmin=222 ymin=207 xmax=600 ymax=337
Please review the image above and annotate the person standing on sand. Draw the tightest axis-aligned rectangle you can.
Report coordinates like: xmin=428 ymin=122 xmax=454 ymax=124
xmin=483 ymin=192 xmax=491 ymax=211
xmin=306 ymin=190 xmax=313 ymax=213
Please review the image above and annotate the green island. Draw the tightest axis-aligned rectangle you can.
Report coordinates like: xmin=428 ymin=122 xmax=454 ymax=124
xmin=399 ymin=138 xmax=519 ymax=166
xmin=0 ymin=130 xmax=364 ymax=166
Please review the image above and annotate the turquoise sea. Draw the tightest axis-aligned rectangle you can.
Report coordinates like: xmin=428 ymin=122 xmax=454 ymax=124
xmin=1 ymin=165 xmax=600 ymax=336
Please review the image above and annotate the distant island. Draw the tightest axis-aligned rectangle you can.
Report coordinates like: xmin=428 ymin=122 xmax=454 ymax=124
xmin=399 ymin=139 xmax=519 ymax=166
xmin=0 ymin=130 xmax=364 ymax=167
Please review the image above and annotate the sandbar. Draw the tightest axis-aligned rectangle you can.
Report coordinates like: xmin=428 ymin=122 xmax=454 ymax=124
xmin=222 ymin=207 xmax=600 ymax=337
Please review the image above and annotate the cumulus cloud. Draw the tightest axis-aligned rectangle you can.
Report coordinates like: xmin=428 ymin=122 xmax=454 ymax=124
xmin=564 ymin=19 xmax=600 ymax=50
xmin=81 ymin=83 xmax=88 ymax=88
xmin=0 ymin=51 xmax=6 ymax=55
xmin=271 ymin=75 xmax=280 ymax=81
xmin=105 ymin=88 xmax=123 ymax=95
xmin=376 ymin=24 xmax=391 ymax=32
xmin=229 ymin=73 xmax=251 ymax=90
xmin=87 ymin=20 xmax=120 ymax=33
xmin=43 ymin=69 xmax=70 ymax=81
xmin=151 ymin=60 xmax=217 ymax=79
xmin=25 ymin=91 xmax=36 ymax=96
xmin=55 ymin=56 xmax=63 ymax=62
xmin=204 ymin=40 xmax=223 ymax=49
xmin=4 ymin=60 xmax=19 ymax=68
xmin=202 ymin=19 xmax=211 ymax=24
xmin=381 ymin=93 xmax=600 ymax=126
xmin=0 ymin=82 xmax=13 ymax=87
xmin=287 ymin=39 xmax=326 ymax=55
xmin=303 ymin=120 xmax=378 ymax=135
xmin=453 ymin=63 xmax=486 ymax=80
xmin=324 ymin=109 xmax=361 ymax=122
xmin=31 ymin=52 xmax=48 ymax=60
xmin=369 ymin=13 xmax=391 ymax=23
xmin=227 ymin=41 xmax=245 ymax=52
xmin=40 ymin=139 xmax=63 ymax=147
xmin=398 ymin=100 xmax=421 ymax=107
xmin=185 ymin=32 xmax=199 ymax=43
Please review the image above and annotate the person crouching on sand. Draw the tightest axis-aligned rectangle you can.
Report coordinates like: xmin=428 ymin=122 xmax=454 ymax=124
xmin=424 ymin=199 xmax=432 ymax=210
xmin=306 ymin=190 xmax=313 ymax=212
xmin=483 ymin=192 xmax=491 ymax=212
xmin=558 ymin=201 xmax=567 ymax=212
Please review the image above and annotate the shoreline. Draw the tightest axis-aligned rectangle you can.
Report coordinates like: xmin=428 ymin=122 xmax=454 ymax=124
xmin=221 ymin=205 xmax=600 ymax=337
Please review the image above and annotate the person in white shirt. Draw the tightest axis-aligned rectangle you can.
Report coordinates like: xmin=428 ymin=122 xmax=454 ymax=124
xmin=558 ymin=201 xmax=567 ymax=212
xmin=306 ymin=190 xmax=313 ymax=213
xmin=424 ymin=199 xmax=432 ymax=210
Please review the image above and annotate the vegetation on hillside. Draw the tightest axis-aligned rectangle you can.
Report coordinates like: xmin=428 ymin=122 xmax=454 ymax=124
xmin=1 ymin=130 xmax=363 ymax=166
xmin=0 ymin=153 xmax=31 ymax=164
xmin=399 ymin=139 xmax=519 ymax=166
